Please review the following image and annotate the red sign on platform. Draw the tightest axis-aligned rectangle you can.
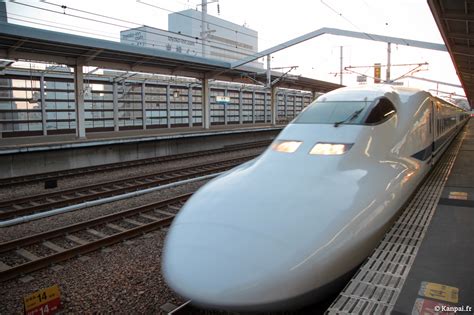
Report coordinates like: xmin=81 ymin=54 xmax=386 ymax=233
xmin=24 ymin=285 xmax=61 ymax=315
xmin=412 ymin=298 xmax=455 ymax=315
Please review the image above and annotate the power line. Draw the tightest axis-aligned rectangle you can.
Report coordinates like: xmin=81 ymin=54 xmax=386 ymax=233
xmin=136 ymin=0 xmax=259 ymax=39
xmin=2 ymin=12 xmax=119 ymax=41
xmin=2 ymin=12 xmax=190 ymax=55
xmin=358 ymin=0 xmax=409 ymax=46
xmin=42 ymin=0 xmax=258 ymax=48
xmin=320 ymin=0 xmax=376 ymax=41
xmin=11 ymin=1 xmax=255 ymax=57
xmin=2 ymin=12 xmax=199 ymax=55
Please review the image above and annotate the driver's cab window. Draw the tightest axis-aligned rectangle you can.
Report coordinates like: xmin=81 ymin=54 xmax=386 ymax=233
xmin=365 ymin=98 xmax=396 ymax=124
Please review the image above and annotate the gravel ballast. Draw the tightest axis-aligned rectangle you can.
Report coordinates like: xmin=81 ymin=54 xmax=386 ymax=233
xmin=0 ymin=229 xmax=183 ymax=314
xmin=0 ymin=146 xmax=268 ymax=314
xmin=0 ymin=147 xmax=265 ymax=202
xmin=0 ymin=181 xmax=207 ymax=243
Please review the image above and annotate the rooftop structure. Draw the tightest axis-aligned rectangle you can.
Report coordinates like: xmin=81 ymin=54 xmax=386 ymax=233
xmin=120 ymin=9 xmax=262 ymax=68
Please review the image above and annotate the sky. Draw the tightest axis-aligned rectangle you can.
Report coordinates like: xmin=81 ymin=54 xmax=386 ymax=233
xmin=3 ymin=0 xmax=465 ymax=98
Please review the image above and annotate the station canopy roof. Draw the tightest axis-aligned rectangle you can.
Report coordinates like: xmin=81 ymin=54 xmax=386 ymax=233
xmin=0 ymin=22 xmax=341 ymax=93
xmin=429 ymin=0 xmax=474 ymax=108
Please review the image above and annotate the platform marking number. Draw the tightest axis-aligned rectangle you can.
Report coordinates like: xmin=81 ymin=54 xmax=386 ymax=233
xmin=23 ymin=285 xmax=61 ymax=315
xmin=448 ymin=191 xmax=468 ymax=200
xmin=412 ymin=298 xmax=456 ymax=315
xmin=418 ymin=281 xmax=459 ymax=303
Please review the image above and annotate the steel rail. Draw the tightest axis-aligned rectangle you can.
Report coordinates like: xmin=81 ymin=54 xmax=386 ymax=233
xmin=0 ymin=194 xmax=192 ymax=282
xmin=0 ymin=140 xmax=270 ymax=187
xmin=0 ymin=154 xmax=256 ymax=220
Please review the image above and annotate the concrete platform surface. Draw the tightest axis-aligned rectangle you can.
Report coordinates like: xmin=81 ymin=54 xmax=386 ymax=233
xmin=0 ymin=123 xmax=283 ymax=154
xmin=393 ymin=122 xmax=474 ymax=314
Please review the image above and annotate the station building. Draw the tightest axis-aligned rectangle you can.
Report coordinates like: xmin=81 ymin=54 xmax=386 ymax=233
xmin=120 ymin=9 xmax=262 ymax=68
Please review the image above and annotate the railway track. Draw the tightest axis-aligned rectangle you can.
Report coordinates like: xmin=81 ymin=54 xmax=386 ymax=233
xmin=0 ymin=194 xmax=192 ymax=282
xmin=0 ymin=140 xmax=271 ymax=188
xmin=0 ymin=154 xmax=257 ymax=221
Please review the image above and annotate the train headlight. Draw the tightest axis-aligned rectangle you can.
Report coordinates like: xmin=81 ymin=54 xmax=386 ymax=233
xmin=272 ymin=140 xmax=302 ymax=153
xmin=309 ymin=143 xmax=353 ymax=155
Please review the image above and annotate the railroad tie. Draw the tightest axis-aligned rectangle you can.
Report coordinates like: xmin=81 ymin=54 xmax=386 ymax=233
xmin=42 ymin=241 xmax=66 ymax=253
xmin=15 ymin=249 xmax=40 ymax=261
xmin=106 ymin=223 xmax=128 ymax=232
xmin=123 ymin=218 xmax=144 ymax=226
xmin=0 ymin=261 xmax=10 ymax=272
xmin=65 ymin=235 xmax=88 ymax=246
xmin=139 ymin=213 xmax=159 ymax=221
xmin=86 ymin=229 xmax=107 ymax=238
xmin=167 ymin=205 xmax=182 ymax=212
xmin=155 ymin=209 xmax=176 ymax=217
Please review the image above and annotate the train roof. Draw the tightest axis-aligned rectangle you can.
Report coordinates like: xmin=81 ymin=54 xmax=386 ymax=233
xmin=319 ymin=85 xmax=425 ymax=101
xmin=320 ymin=84 xmax=466 ymax=111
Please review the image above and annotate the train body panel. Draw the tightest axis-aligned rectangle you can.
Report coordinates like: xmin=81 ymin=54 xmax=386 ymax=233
xmin=162 ymin=85 xmax=469 ymax=311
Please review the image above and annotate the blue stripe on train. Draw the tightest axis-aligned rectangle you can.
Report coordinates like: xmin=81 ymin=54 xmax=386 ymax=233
xmin=410 ymin=126 xmax=459 ymax=161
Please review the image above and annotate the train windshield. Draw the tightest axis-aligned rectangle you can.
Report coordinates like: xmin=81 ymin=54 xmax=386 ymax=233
xmin=293 ymin=100 xmax=370 ymax=125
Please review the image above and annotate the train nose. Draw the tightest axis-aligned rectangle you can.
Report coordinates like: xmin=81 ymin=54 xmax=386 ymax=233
xmin=162 ymin=222 xmax=293 ymax=309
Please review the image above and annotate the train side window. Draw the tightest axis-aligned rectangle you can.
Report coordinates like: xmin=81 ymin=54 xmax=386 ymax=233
xmin=364 ymin=98 xmax=396 ymax=124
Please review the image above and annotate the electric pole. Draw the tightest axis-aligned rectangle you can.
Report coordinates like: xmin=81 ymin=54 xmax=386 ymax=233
xmin=386 ymin=42 xmax=391 ymax=83
xmin=340 ymin=46 xmax=343 ymax=85
xmin=201 ymin=0 xmax=208 ymax=58
xmin=266 ymin=54 xmax=271 ymax=87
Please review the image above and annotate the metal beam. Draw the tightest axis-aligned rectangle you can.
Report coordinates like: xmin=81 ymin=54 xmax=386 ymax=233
xmin=239 ymin=89 xmax=243 ymax=124
xmin=0 ymin=49 xmax=78 ymax=66
xmin=452 ymin=45 xmax=474 ymax=57
xmin=73 ymin=63 xmax=86 ymax=138
xmin=166 ymin=84 xmax=171 ymax=128
xmin=202 ymin=77 xmax=210 ymax=129
xmin=0 ymin=22 xmax=342 ymax=94
xmin=40 ymin=74 xmax=47 ymax=136
xmin=446 ymin=32 xmax=474 ymax=41
xmin=113 ymin=82 xmax=119 ymax=132
xmin=224 ymin=88 xmax=228 ymax=125
xmin=264 ymin=92 xmax=268 ymax=123
xmin=271 ymin=86 xmax=278 ymax=126
xmin=142 ymin=82 xmax=147 ymax=130
xmin=188 ymin=85 xmax=193 ymax=127
xmin=252 ymin=91 xmax=256 ymax=124
xmin=231 ymin=27 xmax=447 ymax=69
xmin=442 ymin=12 xmax=474 ymax=22
xmin=404 ymin=75 xmax=462 ymax=88
xmin=0 ymin=22 xmax=230 ymax=68
xmin=82 ymin=49 xmax=104 ymax=63
xmin=7 ymin=39 xmax=25 ymax=55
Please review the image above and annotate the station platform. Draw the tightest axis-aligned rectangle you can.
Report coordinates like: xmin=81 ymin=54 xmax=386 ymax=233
xmin=0 ymin=124 xmax=282 ymax=179
xmin=328 ymin=120 xmax=474 ymax=314
xmin=392 ymin=122 xmax=474 ymax=314
xmin=0 ymin=123 xmax=283 ymax=154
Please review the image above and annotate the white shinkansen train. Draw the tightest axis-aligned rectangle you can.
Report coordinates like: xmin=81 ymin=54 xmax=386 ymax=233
xmin=162 ymin=85 xmax=469 ymax=311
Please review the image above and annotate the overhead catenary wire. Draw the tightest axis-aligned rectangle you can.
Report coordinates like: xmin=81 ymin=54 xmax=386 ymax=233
xmin=135 ymin=0 xmax=258 ymax=39
xmin=355 ymin=0 xmax=410 ymax=46
xmin=12 ymin=1 xmax=248 ymax=55
xmin=10 ymin=1 xmax=256 ymax=58
xmin=41 ymin=0 xmax=259 ymax=50
xmin=320 ymin=0 xmax=376 ymax=42
xmin=43 ymin=0 xmax=316 ymax=50
xmin=1 ymin=13 xmax=119 ymax=42
xmin=1 ymin=14 xmax=183 ymax=53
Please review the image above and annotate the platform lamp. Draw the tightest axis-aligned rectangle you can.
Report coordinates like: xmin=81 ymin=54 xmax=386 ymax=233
xmin=173 ymin=89 xmax=180 ymax=98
